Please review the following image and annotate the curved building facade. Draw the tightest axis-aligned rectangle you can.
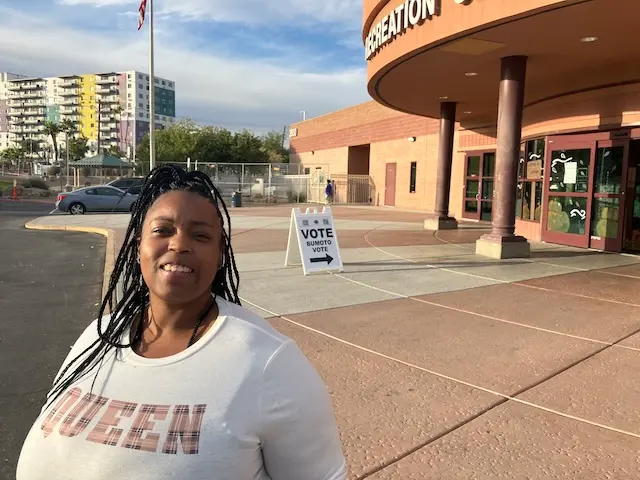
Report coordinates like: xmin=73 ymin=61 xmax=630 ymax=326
xmin=291 ymin=0 xmax=640 ymax=258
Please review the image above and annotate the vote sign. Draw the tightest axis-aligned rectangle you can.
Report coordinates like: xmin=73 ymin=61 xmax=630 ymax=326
xmin=284 ymin=207 xmax=344 ymax=275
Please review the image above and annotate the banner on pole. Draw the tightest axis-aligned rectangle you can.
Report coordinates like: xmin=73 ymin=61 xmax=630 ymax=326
xmin=284 ymin=207 xmax=344 ymax=275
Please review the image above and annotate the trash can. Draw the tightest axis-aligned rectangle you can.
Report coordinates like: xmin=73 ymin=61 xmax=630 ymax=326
xmin=231 ymin=191 xmax=242 ymax=208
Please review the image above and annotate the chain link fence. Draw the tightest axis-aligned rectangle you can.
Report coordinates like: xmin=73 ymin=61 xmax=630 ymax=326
xmin=165 ymin=162 xmax=311 ymax=205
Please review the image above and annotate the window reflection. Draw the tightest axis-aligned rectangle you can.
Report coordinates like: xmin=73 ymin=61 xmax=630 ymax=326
xmin=547 ymin=196 xmax=587 ymax=235
xmin=594 ymin=146 xmax=623 ymax=194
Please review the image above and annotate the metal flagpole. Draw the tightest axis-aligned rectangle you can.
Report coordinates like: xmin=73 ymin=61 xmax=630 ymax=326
xmin=148 ymin=0 xmax=156 ymax=171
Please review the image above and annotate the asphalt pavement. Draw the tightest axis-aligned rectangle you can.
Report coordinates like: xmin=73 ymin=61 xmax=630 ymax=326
xmin=0 ymin=200 xmax=106 ymax=479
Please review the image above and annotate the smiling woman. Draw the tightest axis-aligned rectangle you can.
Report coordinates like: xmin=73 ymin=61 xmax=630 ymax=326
xmin=16 ymin=165 xmax=347 ymax=480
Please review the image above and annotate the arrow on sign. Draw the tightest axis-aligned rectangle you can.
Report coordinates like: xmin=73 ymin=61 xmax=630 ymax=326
xmin=310 ymin=254 xmax=334 ymax=265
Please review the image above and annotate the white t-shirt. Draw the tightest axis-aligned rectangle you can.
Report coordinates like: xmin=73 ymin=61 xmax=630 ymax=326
xmin=17 ymin=298 xmax=347 ymax=480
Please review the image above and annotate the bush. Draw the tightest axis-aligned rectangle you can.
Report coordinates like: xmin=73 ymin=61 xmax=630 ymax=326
xmin=288 ymin=190 xmax=307 ymax=203
xmin=20 ymin=177 xmax=48 ymax=190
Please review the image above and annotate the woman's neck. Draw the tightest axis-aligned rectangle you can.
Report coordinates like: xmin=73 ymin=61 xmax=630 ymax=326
xmin=146 ymin=293 xmax=214 ymax=335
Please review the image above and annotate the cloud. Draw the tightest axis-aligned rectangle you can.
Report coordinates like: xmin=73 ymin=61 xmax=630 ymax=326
xmin=0 ymin=2 xmax=369 ymax=133
xmin=57 ymin=0 xmax=363 ymax=30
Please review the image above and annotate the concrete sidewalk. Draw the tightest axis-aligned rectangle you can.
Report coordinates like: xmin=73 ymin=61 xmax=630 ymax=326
xmin=26 ymin=205 xmax=640 ymax=479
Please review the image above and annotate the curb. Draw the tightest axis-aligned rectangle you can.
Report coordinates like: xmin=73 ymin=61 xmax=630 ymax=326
xmin=23 ymin=222 xmax=122 ymax=309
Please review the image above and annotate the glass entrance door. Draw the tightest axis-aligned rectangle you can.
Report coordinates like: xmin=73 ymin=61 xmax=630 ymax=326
xmin=542 ymin=140 xmax=595 ymax=248
xmin=462 ymin=151 xmax=495 ymax=221
xmin=589 ymin=140 xmax=628 ymax=251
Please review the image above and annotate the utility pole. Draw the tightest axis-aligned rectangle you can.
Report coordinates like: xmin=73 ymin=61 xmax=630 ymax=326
xmin=281 ymin=125 xmax=287 ymax=149
xmin=64 ymin=129 xmax=70 ymax=190
xmin=96 ymin=98 xmax=101 ymax=155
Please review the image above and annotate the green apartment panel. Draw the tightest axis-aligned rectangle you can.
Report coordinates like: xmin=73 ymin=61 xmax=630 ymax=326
xmin=154 ymin=86 xmax=175 ymax=117
xmin=46 ymin=104 xmax=60 ymax=123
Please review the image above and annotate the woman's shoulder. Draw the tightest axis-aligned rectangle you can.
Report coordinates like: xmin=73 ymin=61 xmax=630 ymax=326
xmin=220 ymin=299 xmax=290 ymax=346
xmin=65 ymin=315 xmax=108 ymax=355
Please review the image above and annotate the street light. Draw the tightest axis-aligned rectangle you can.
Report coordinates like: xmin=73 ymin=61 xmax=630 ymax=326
xmin=300 ymin=110 xmax=306 ymax=121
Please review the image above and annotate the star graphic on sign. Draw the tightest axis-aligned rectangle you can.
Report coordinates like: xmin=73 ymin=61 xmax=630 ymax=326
xmin=314 ymin=220 xmax=319 ymax=224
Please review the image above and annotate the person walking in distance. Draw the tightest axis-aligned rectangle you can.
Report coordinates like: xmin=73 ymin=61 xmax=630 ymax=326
xmin=17 ymin=165 xmax=347 ymax=480
xmin=325 ymin=179 xmax=334 ymax=205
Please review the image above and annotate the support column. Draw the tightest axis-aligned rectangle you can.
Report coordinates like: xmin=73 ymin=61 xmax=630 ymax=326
xmin=424 ymin=101 xmax=458 ymax=231
xmin=476 ymin=56 xmax=531 ymax=259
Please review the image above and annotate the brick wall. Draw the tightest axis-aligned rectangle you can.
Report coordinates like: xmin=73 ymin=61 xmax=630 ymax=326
xmin=290 ymin=100 xmax=438 ymax=154
xmin=291 ymin=147 xmax=349 ymax=175
xmin=369 ymin=134 xmax=439 ymax=210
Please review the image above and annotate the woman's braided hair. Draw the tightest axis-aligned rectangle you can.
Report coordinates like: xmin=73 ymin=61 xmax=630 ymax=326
xmin=44 ymin=165 xmax=240 ymax=409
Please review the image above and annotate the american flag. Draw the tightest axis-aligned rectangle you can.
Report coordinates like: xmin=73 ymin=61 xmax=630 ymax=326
xmin=137 ymin=0 xmax=148 ymax=30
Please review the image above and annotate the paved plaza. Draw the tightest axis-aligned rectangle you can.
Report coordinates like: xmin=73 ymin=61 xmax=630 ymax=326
xmin=26 ymin=205 xmax=640 ymax=479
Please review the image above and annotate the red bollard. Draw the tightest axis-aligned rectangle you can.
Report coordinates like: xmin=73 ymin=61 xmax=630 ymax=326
xmin=12 ymin=179 xmax=17 ymax=200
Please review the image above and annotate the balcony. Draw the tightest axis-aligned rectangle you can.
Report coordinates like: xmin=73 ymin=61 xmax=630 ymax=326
xmin=59 ymin=114 xmax=80 ymax=122
xmin=8 ymin=99 xmax=45 ymax=108
xmin=59 ymin=79 xmax=79 ymax=88
xmin=23 ymin=118 xmax=43 ymax=125
xmin=23 ymin=109 xmax=45 ymax=116
xmin=60 ymin=105 xmax=79 ymax=114
xmin=99 ymin=96 xmax=119 ymax=104
xmin=9 ymin=91 xmax=45 ymax=100
xmin=95 ymin=75 xmax=117 ymax=85
xmin=96 ymin=86 xmax=118 ymax=94
xmin=7 ymin=81 xmax=45 ymax=91
xmin=59 ymin=89 xmax=79 ymax=97
xmin=99 ymin=123 xmax=117 ymax=132
xmin=59 ymin=98 xmax=79 ymax=106
xmin=8 ymin=110 xmax=24 ymax=117
xmin=23 ymin=125 xmax=44 ymax=133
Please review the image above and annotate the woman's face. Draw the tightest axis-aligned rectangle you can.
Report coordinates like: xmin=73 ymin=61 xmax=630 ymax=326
xmin=139 ymin=190 xmax=223 ymax=306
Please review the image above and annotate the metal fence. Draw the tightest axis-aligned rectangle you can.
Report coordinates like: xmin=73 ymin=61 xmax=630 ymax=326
xmin=169 ymin=162 xmax=309 ymax=204
xmin=329 ymin=174 xmax=376 ymax=205
xmin=154 ymin=162 xmax=376 ymax=206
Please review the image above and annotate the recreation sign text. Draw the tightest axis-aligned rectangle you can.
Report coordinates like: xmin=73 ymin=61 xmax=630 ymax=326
xmin=284 ymin=207 xmax=344 ymax=275
xmin=365 ymin=0 xmax=468 ymax=61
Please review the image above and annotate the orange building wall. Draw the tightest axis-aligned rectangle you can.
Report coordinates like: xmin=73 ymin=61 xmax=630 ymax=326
xmin=290 ymin=147 xmax=349 ymax=175
xmin=369 ymin=134 xmax=439 ymax=209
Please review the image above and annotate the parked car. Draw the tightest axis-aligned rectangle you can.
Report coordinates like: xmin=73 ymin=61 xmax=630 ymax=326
xmin=107 ymin=176 xmax=144 ymax=195
xmin=55 ymin=186 xmax=138 ymax=215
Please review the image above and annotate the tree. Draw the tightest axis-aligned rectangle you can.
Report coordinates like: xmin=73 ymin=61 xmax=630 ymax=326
xmin=108 ymin=145 xmax=126 ymax=158
xmin=261 ymin=130 xmax=289 ymax=163
xmin=194 ymin=126 xmax=234 ymax=164
xmin=68 ymin=136 xmax=90 ymax=162
xmin=1 ymin=146 xmax=23 ymax=163
xmin=135 ymin=119 xmax=277 ymax=179
xmin=19 ymin=139 xmax=45 ymax=162
xmin=59 ymin=119 xmax=77 ymax=164
xmin=42 ymin=121 xmax=62 ymax=163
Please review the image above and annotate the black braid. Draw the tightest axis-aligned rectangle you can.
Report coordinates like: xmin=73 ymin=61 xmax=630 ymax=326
xmin=44 ymin=165 xmax=241 ymax=410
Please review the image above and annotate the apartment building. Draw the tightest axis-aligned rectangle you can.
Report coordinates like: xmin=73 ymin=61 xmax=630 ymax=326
xmin=0 ymin=70 xmax=176 ymax=162
xmin=0 ymin=72 xmax=29 ymax=151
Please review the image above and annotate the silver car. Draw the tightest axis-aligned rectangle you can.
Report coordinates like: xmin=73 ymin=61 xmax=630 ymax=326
xmin=55 ymin=185 xmax=138 ymax=215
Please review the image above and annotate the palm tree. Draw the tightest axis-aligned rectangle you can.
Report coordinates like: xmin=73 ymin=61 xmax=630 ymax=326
xmin=59 ymin=119 xmax=77 ymax=188
xmin=42 ymin=121 xmax=62 ymax=164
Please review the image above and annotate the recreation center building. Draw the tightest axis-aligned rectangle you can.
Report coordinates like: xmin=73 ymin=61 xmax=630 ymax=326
xmin=289 ymin=0 xmax=640 ymax=258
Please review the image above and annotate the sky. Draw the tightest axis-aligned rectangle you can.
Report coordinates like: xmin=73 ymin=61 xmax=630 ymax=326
xmin=0 ymin=0 xmax=370 ymax=134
